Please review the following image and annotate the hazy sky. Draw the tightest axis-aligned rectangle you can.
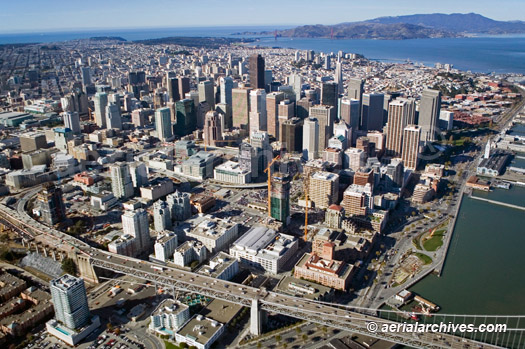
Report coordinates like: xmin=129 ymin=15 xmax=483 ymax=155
xmin=1 ymin=0 xmax=524 ymax=33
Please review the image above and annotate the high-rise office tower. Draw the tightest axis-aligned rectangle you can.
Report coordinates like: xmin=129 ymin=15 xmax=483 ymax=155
xmin=324 ymin=55 xmax=331 ymax=70
xmin=215 ymin=102 xmax=232 ymax=130
xmin=418 ymin=89 xmax=442 ymax=143
xmin=296 ymin=98 xmax=313 ymax=119
xmin=196 ymin=101 xmax=211 ymax=129
xmin=36 ymin=183 xmax=66 ymax=226
xmin=153 ymin=200 xmax=172 ymax=232
xmin=155 ymin=107 xmax=173 ymax=141
xmin=266 ymin=92 xmax=285 ymax=138
xmin=110 ymin=162 xmax=134 ymax=199
xmin=289 ymin=73 xmax=303 ymax=102
xmin=129 ymin=162 xmax=148 ymax=188
xmin=122 ymin=208 xmax=150 ymax=253
xmin=63 ymin=112 xmax=80 ymax=134
xmin=93 ymin=92 xmax=108 ymax=128
xmin=309 ymin=105 xmax=336 ymax=150
xmin=402 ymin=125 xmax=421 ymax=170
xmin=166 ymin=191 xmax=191 ymax=221
xmin=309 ymin=172 xmax=340 ymax=209
xmin=335 ymin=62 xmax=343 ymax=94
xmin=174 ymin=99 xmax=196 ymax=137
xmin=167 ymin=77 xmax=180 ymax=102
xmin=239 ymin=142 xmax=259 ymax=178
xmin=131 ymin=109 xmax=148 ymax=127
xmin=178 ymin=77 xmax=190 ymax=100
xmin=203 ymin=110 xmax=223 ymax=147
xmin=249 ymin=54 xmax=265 ymax=89
xmin=302 ymin=117 xmax=319 ymax=160
xmin=321 ymin=82 xmax=338 ymax=108
xmin=271 ymin=173 xmax=291 ymax=224
xmin=106 ymin=103 xmax=122 ymax=130
xmin=385 ymin=98 xmax=416 ymax=157
xmin=348 ymin=78 xmax=364 ymax=101
xmin=198 ymin=80 xmax=215 ymax=109
xmin=340 ymin=98 xmax=360 ymax=137
xmin=50 ymin=274 xmax=90 ymax=329
xmin=250 ymin=131 xmax=271 ymax=175
xmin=220 ymin=76 xmax=233 ymax=105
xmin=280 ymin=117 xmax=303 ymax=153
xmin=80 ymin=66 xmax=91 ymax=87
xmin=278 ymin=99 xmax=295 ymax=138
xmin=54 ymin=128 xmax=73 ymax=153
xmin=361 ymin=93 xmax=384 ymax=131
xmin=249 ymin=89 xmax=267 ymax=135
xmin=232 ymin=87 xmax=251 ymax=129
xmin=264 ymin=70 xmax=273 ymax=91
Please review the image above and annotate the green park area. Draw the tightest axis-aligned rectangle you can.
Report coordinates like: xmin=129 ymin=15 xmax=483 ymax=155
xmin=422 ymin=229 xmax=446 ymax=251
xmin=415 ymin=253 xmax=433 ymax=265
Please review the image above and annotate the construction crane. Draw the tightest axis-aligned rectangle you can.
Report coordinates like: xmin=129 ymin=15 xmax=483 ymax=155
xmin=264 ymin=155 xmax=281 ymax=217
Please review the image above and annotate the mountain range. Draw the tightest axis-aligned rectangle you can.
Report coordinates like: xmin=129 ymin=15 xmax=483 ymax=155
xmin=235 ymin=13 xmax=525 ymax=40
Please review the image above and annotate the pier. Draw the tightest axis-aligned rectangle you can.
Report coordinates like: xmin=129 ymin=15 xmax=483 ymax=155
xmin=469 ymin=194 xmax=525 ymax=211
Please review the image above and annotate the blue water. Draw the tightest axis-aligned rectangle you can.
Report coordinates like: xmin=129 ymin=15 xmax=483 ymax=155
xmin=252 ymin=35 xmax=525 ymax=74
xmin=1 ymin=27 xmax=525 ymax=74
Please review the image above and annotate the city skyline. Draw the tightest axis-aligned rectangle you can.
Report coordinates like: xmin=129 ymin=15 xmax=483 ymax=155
xmin=0 ymin=0 xmax=524 ymax=33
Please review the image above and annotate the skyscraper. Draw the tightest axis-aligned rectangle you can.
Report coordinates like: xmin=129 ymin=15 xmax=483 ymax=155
xmin=302 ymin=117 xmax=319 ymax=160
xmin=335 ymin=62 xmax=343 ymax=94
xmin=80 ymin=66 xmax=91 ymax=87
xmin=106 ymin=103 xmax=122 ymax=130
xmin=122 ymin=208 xmax=150 ymax=253
xmin=153 ymin=200 xmax=172 ymax=232
xmin=166 ymin=191 xmax=191 ymax=221
xmin=402 ymin=125 xmax=421 ymax=170
xmin=220 ymin=76 xmax=233 ymax=105
xmin=249 ymin=54 xmax=265 ymax=89
xmin=36 ymin=183 xmax=66 ymax=226
xmin=266 ymin=92 xmax=285 ymax=138
xmin=321 ymin=82 xmax=338 ymax=108
xmin=129 ymin=162 xmax=148 ymax=188
xmin=309 ymin=172 xmax=340 ymax=209
xmin=93 ymin=92 xmax=108 ymax=128
xmin=232 ymin=87 xmax=251 ymax=129
xmin=340 ymin=98 xmax=360 ymax=138
xmin=418 ymin=89 xmax=442 ymax=143
xmin=271 ymin=173 xmax=291 ymax=224
xmin=50 ymin=274 xmax=90 ymax=329
xmin=174 ymin=99 xmax=196 ymax=137
xmin=155 ymin=107 xmax=173 ymax=141
xmin=110 ymin=162 xmax=134 ymax=199
xmin=63 ymin=112 xmax=80 ymax=134
xmin=361 ymin=93 xmax=384 ymax=132
xmin=203 ymin=110 xmax=223 ymax=147
xmin=348 ymin=78 xmax=364 ymax=101
xmin=239 ymin=142 xmax=259 ymax=178
xmin=385 ymin=98 xmax=416 ymax=157
xmin=167 ymin=77 xmax=180 ymax=102
xmin=198 ymin=80 xmax=215 ymax=109
xmin=280 ymin=117 xmax=303 ymax=153
xmin=309 ymin=105 xmax=336 ymax=150
xmin=178 ymin=77 xmax=190 ymax=100
xmin=249 ymin=89 xmax=267 ymax=135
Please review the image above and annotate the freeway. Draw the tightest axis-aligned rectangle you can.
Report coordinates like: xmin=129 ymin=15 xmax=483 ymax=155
xmin=0 ymin=202 xmax=505 ymax=349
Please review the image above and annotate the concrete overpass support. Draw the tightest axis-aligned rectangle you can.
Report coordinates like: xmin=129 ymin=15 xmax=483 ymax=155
xmin=75 ymin=253 xmax=99 ymax=284
xmin=250 ymin=299 xmax=267 ymax=336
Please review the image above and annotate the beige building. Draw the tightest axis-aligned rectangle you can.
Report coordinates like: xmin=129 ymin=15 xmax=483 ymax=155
xmin=309 ymin=171 xmax=339 ymax=209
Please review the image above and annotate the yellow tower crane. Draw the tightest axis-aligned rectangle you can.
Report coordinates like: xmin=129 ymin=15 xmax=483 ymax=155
xmin=264 ymin=155 xmax=281 ymax=217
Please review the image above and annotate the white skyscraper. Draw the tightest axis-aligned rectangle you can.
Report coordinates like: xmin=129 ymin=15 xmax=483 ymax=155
xmin=303 ymin=117 xmax=319 ymax=160
xmin=50 ymin=274 xmax=90 ymax=329
xmin=93 ymin=92 xmax=108 ymax=128
xmin=418 ymin=89 xmax=442 ymax=143
xmin=122 ymin=208 xmax=150 ymax=253
xmin=63 ymin=111 xmax=81 ymax=134
xmin=129 ymin=162 xmax=148 ymax=188
xmin=110 ymin=162 xmax=134 ymax=199
xmin=155 ymin=107 xmax=173 ymax=141
xmin=220 ymin=76 xmax=233 ymax=105
xmin=249 ymin=89 xmax=267 ymax=135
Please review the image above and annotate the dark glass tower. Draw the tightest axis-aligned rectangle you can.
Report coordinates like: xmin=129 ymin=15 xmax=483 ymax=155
xmin=271 ymin=172 xmax=291 ymax=224
xmin=249 ymin=54 xmax=265 ymax=89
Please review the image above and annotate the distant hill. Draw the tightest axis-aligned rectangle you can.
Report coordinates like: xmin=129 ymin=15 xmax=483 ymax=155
xmin=366 ymin=13 xmax=525 ymax=34
xmin=89 ymin=36 xmax=127 ymax=42
xmin=236 ymin=13 xmax=525 ymax=40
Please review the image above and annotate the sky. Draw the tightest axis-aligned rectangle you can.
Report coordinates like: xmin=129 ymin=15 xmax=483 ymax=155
xmin=0 ymin=0 xmax=524 ymax=33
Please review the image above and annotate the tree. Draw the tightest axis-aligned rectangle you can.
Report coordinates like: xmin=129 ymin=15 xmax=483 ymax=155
xmin=283 ymin=343 xmax=288 ymax=349
xmin=0 ymin=233 xmax=9 ymax=242
xmin=62 ymin=257 xmax=77 ymax=275
xmin=302 ymin=334 xmax=308 ymax=343
xmin=179 ymin=343 xmax=188 ymax=349
xmin=295 ymin=327 xmax=302 ymax=334
xmin=275 ymin=335 xmax=282 ymax=344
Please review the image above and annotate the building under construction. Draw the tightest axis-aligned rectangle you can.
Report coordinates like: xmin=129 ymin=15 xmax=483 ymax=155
xmin=270 ymin=172 xmax=291 ymax=224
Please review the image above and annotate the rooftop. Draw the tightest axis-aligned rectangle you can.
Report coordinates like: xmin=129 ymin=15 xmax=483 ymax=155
xmin=176 ymin=315 xmax=223 ymax=345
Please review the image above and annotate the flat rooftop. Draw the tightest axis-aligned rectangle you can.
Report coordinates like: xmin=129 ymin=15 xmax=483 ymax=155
xmin=176 ymin=315 xmax=223 ymax=345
